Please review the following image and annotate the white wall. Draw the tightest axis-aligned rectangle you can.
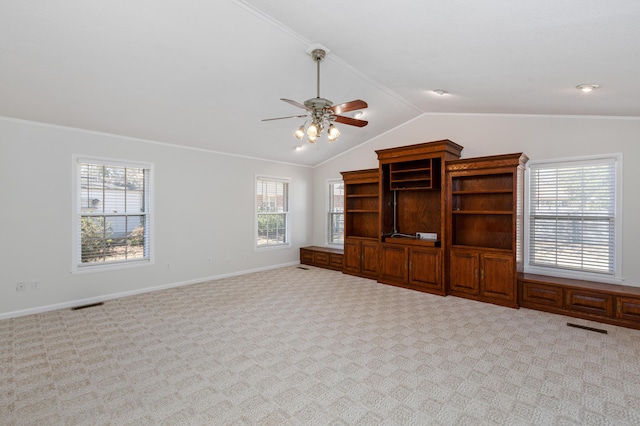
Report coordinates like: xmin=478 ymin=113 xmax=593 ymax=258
xmin=312 ymin=113 xmax=640 ymax=286
xmin=0 ymin=117 xmax=313 ymax=318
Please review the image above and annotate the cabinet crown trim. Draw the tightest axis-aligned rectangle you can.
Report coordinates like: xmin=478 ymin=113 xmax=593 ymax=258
xmin=446 ymin=153 xmax=528 ymax=171
xmin=376 ymin=139 xmax=463 ymax=162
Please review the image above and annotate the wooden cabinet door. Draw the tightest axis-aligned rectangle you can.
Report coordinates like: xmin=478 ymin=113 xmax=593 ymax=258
xmin=519 ymin=281 xmax=563 ymax=309
xmin=313 ymin=251 xmax=330 ymax=267
xmin=409 ymin=247 xmax=442 ymax=291
xmin=449 ymin=249 xmax=479 ymax=294
xmin=300 ymin=248 xmax=314 ymax=265
xmin=616 ymin=296 xmax=640 ymax=322
xmin=361 ymin=240 xmax=379 ymax=278
xmin=343 ymin=239 xmax=362 ymax=275
xmin=379 ymin=244 xmax=406 ymax=283
xmin=330 ymin=253 xmax=344 ymax=270
xmin=566 ymin=289 xmax=613 ymax=317
xmin=480 ymin=252 xmax=514 ymax=301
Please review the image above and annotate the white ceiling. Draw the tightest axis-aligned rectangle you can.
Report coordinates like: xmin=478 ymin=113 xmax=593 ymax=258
xmin=1 ymin=1 xmax=639 ymax=166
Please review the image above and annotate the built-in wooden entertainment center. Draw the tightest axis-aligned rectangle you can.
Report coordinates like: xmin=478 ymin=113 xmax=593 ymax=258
xmin=301 ymin=139 xmax=640 ymax=330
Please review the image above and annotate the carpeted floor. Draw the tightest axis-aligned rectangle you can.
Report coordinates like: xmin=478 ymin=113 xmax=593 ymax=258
xmin=2 ymin=265 xmax=639 ymax=425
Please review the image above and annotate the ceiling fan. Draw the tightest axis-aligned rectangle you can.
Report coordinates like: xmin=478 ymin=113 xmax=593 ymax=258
xmin=262 ymin=48 xmax=368 ymax=144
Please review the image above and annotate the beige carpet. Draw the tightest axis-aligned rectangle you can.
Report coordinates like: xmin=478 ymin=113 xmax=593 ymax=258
xmin=2 ymin=265 xmax=640 ymax=425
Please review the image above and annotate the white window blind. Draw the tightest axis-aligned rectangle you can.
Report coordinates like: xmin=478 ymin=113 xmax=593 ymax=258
xmin=528 ymin=157 xmax=617 ymax=276
xmin=75 ymin=157 xmax=151 ymax=269
xmin=256 ymin=177 xmax=290 ymax=247
xmin=328 ymin=180 xmax=344 ymax=244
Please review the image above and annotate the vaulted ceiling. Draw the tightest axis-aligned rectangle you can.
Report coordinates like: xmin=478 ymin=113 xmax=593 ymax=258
xmin=1 ymin=1 xmax=639 ymax=166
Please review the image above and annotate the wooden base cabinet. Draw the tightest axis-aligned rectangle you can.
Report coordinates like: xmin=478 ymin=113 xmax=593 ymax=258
xmin=519 ymin=273 xmax=640 ymax=330
xmin=344 ymin=238 xmax=379 ymax=279
xmin=300 ymin=246 xmax=344 ymax=271
xmin=379 ymin=241 xmax=443 ymax=294
xmin=341 ymin=169 xmax=380 ymax=280
xmin=379 ymin=243 xmax=407 ymax=284
xmin=409 ymin=247 xmax=442 ymax=292
xmin=446 ymin=153 xmax=527 ymax=309
xmin=449 ymin=248 xmax=516 ymax=307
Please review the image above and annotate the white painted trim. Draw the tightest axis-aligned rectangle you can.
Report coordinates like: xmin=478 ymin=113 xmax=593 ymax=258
xmin=326 ymin=178 xmax=345 ymax=247
xmin=0 ymin=116 xmax=312 ymax=168
xmin=254 ymin=174 xmax=292 ymax=250
xmin=524 ymin=152 xmax=624 ymax=283
xmin=71 ymin=154 xmax=155 ymax=273
xmin=0 ymin=261 xmax=300 ymax=320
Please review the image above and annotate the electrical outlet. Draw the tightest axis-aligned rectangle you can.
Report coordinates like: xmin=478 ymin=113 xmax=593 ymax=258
xmin=32 ymin=280 xmax=40 ymax=290
xmin=16 ymin=282 xmax=26 ymax=292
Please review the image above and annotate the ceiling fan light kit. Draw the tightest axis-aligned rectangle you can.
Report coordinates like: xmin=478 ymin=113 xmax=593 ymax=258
xmin=263 ymin=46 xmax=368 ymax=145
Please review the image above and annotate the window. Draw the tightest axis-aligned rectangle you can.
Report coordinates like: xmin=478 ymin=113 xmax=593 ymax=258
xmin=327 ymin=180 xmax=344 ymax=244
xmin=256 ymin=176 xmax=290 ymax=248
xmin=73 ymin=156 xmax=152 ymax=270
xmin=526 ymin=154 xmax=622 ymax=282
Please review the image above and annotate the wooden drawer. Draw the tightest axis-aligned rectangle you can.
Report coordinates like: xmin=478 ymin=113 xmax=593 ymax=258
xmin=330 ymin=253 xmax=344 ymax=269
xmin=300 ymin=249 xmax=314 ymax=264
xmin=520 ymin=281 xmax=563 ymax=308
xmin=617 ymin=296 xmax=640 ymax=322
xmin=313 ymin=251 xmax=330 ymax=266
xmin=566 ymin=289 xmax=613 ymax=317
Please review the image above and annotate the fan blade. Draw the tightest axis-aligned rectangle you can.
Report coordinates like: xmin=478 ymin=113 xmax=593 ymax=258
xmin=262 ymin=114 xmax=307 ymax=122
xmin=280 ymin=98 xmax=310 ymax=110
xmin=334 ymin=115 xmax=368 ymax=127
xmin=330 ymin=99 xmax=368 ymax=115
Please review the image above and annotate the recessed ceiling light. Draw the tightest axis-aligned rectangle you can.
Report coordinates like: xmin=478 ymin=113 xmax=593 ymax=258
xmin=433 ymin=89 xmax=448 ymax=96
xmin=576 ymin=84 xmax=600 ymax=93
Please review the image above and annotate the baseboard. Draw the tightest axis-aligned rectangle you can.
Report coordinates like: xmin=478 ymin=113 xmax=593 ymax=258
xmin=0 ymin=261 xmax=299 ymax=320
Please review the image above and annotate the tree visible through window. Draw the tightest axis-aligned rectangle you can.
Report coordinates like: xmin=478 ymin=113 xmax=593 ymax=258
xmin=75 ymin=158 xmax=151 ymax=267
xmin=256 ymin=177 xmax=289 ymax=247
xmin=527 ymin=154 xmax=621 ymax=280
xmin=328 ymin=180 xmax=344 ymax=244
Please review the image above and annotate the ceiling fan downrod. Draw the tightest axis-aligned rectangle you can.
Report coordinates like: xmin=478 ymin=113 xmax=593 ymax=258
xmin=311 ymin=48 xmax=326 ymax=99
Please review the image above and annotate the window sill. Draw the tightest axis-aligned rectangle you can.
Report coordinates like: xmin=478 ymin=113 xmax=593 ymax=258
xmin=71 ymin=259 xmax=152 ymax=274
xmin=523 ymin=266 xmax=624 ymax=285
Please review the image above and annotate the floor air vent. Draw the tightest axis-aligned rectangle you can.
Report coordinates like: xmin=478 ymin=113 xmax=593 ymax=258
xmin=297 ymin=266 xmax=310 ymax=270
xmin=71 ymin=302 xmax=104 ymax=311
xmin=567 ymin=322 xmax=608 ymax=334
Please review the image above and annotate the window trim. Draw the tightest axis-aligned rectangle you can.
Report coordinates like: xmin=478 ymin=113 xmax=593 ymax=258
xmin=255 ymin=175 xmax=291 ymax=250
xmin=326 ymin=178 xmax=344 ymax=247
xmin=524 ymin=153 xmax=623 ymax=284
xmin=71 ymin=155 xmax=154 ymax=273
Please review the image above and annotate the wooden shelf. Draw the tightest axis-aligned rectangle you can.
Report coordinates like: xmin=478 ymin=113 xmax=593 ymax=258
xmin=451 ymin=244 xmax=512 ymax=253
xmin=384 ymin=237 xmax=440 ymax=247
xmin=452 ymin=189 xmax=513 ymax=195
xmin=452 ymin=210 xmax=512 ymax=215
